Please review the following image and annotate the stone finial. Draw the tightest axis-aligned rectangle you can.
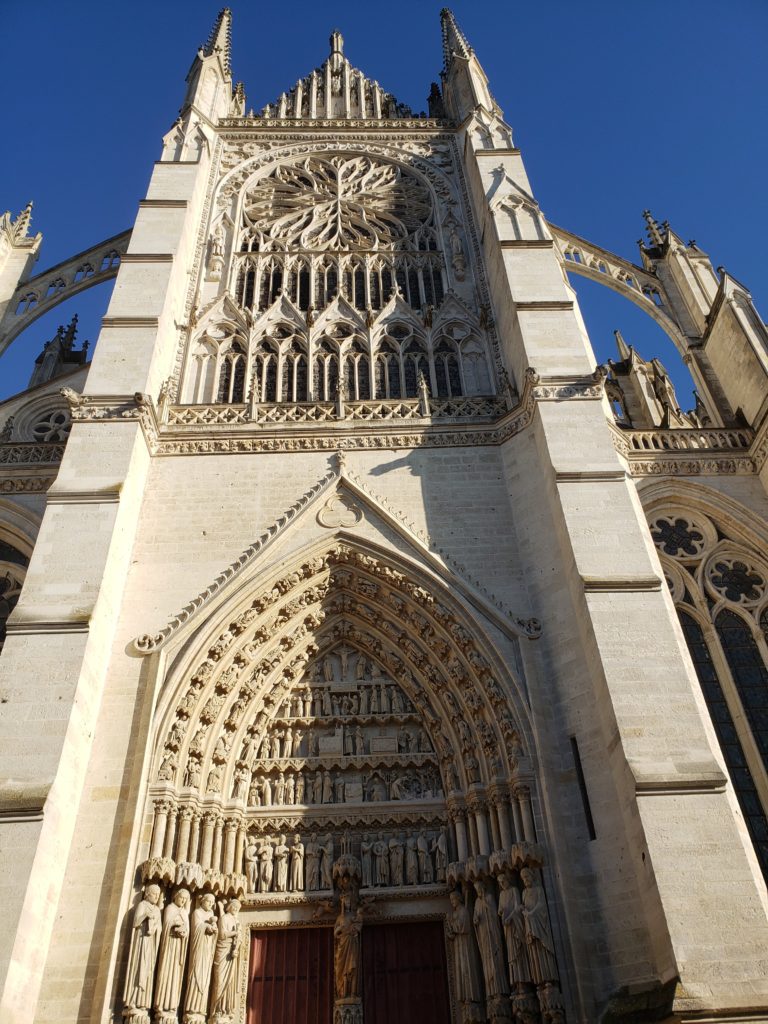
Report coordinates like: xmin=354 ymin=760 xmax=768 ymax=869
xmin=642 ymin=209 xmax=665 ymax=249
xmin=440 ymin=8 xmax=473 ymax=69
xmin=202 ymin=7 xmax=232 ymax=76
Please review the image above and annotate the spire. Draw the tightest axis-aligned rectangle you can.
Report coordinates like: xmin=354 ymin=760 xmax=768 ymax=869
xmin=62 ymin=313 xmax=78 ymax=351
xmin=440 ymin=8 xmax=473 ymax=69
xmin=642 ymin=209 xmax=666 ymax=249
xmin=202 ymin=8 xmax=232 ymax=76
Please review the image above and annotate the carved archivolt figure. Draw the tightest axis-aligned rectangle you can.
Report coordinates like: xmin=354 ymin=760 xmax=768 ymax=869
xmin=123 ymin=883 xmax=162 ymax=1015
xmin=334 ymin=896 xmax=363 ymax=999
xmin=446 ymin=890 xmax=485 ymax=1023
xmin=210 ymin=899 xmax=242 ymax=1017
xmin=153 ymin=888 xmax=190 ymax=1019
xmin=520 ymin=868 xmax=559 ymax=985
xmin=472 ymin=879 xmax=509 ymax=1000
xmin=498 ymin=873 xmax=531 ymax=988
xmin=184 ymin=893 xmax=218 ymax=1022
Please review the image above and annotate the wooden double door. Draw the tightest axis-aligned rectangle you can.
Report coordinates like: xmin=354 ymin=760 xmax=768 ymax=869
xmin=247 ymin=921 xmax=451 ymax=1024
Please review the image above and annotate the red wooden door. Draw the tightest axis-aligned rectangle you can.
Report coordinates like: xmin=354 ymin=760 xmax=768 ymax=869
xmin=247 ymin=926 xmax=333 ymax=1024
xmin=362 ymin=921 xmax=451 ymax=1024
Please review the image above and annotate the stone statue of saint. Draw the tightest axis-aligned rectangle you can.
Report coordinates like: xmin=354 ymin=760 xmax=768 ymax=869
xmin=275 ymin=772 xmax=286 ymax=805
xmin=520 ymin=868 xmax=559 ymax=984
xmin=355 ymin=654 xmax=367 ymax=680
xmin=360 ymin=687 xmax=370 ymax=715
xmin=244 ymin=836 xmax=259 ymax=894
xmin=354 ymin=726 xmax=365 ymax=755
xmin=417 ymin=830 xmax=434 ymax=883
xmin=210 ymin=900 xmax=242 ymax=1018
xmin=295 ymin=772 xmax=305 ymax=804
xmin=153 ymin=888 xmax=190 ymax=1019
xmin=360 ymin=834 xmax=373 ymax=888
xmin=373 ymin=833 xmax=389 ymax=886
xmin=320 ymin=834 xmax=334 ymax=889
xmin=472 ymin=879 xmax=509 ymax=1001
xmin=305 ymin=834 xmax=320 ymax=891
xmin=388 ymin=836 xmax=404 ymax=887
xmin=289 ymin=834 xmax=304 ymax=891
xmin=184 ymin=893 xmax=217 ymax=1022
xmin=322 ymin=770 xmax=334 ymax=804
xmin=498 ymin=873 xmax=532 ymax=987
xmin=446 ymin=890 xmax=485 ymax=1023
xmin=258 ymin=839 xmax=274 ymax=892
xmin=285 ymin=773 xmax=295 ymax=805
xmin=123 ymin=883 xmax=162 ymax=1014
xmin=405 ymin=836 xmax=419 ymax=885
xmin=323 ymin=656 xmax=334 ymax=683
xmin=432 ymin=828 xmax=448 ymax=882
xmin=334 ymin=895 xmax=363 ymax=999
xmin=274 ymin=834 xmax=289 ymax=892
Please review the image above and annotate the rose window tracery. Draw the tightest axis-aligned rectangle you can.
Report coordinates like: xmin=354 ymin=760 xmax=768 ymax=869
xmin=242 ymin=156 xmax=433 ymax=251
xmin=650 ymin=516 xmax=705 ymax=558
xmin=707 ymin=557 xmax=765 ymax=604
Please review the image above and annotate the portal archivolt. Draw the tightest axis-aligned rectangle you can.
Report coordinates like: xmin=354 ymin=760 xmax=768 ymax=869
xmin=141 ymin=541 xmax=538 ymax=898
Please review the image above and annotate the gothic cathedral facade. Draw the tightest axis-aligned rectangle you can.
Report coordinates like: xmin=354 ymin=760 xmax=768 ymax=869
xmin=1 ymin=10 xmax=768 ymax=1024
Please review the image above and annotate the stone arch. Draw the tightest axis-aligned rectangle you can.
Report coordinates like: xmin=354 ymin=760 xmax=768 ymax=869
xmin=548 ymin=222 xmax=691 ymax=356
xmin=138 ymin=538 xmax=539 ymax=903
xmin=0 ymin=230 xmax=130 ymax=356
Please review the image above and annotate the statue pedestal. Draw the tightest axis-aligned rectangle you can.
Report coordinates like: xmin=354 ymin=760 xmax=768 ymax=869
xmin=334 ymin=996 xmax=363 ymax=1024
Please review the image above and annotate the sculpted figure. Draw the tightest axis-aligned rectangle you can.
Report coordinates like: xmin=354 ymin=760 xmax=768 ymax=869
xmin=520 ymin=868 xmax=559 ymax=984
xmin=123 ymin=883 xmax=162 ymax=1015
xmin=354 ymin=726 xmax=365 ymax=755
xmin=292 ymin=728 xmax=304 ymax=756
xmin=305 ymin=834 xmax=320 ymax=891
xmin=391 ymin=688 xmax=404 ymax=714
xmin=312 ymin=771 xmax=322 ymax=804
xmin=355 ymin=654 xmax=367 ymax=680
xmin=334 ymin=895 xmax=363 ymax=999
xmin=432 ymin=827 xmax=448 ymax=882
xmin=405 ymin=836 xmax=419 ymax=885
xmin=258 ymin=840 xmax=274 ymax=892
xmin=262 ymin=776 xmax=272 ymax=806
xmin=370 ymin=687 xmax=379 ymax=715
xmin=360 ymin=834 xmax=373 ymax=888
xmin=244 ymin=836 xmax=259 ymax=893
xmin=359 ymin=687 xmax=370 ymax=715
xmin=289 ymin=834 xmax=305 ymax=891
xmin=373 ymin=833 xmax=390 ymax=886
xmin=274 ymin=834 xmax=289 ymax=892
xmin=498 ymin=873 xmax=532 ymax=987
xmin=275 ymin=772 xmax=286 ymax=805
xmin=397 ymin=726 xmax=408 ymax=753
xmin=320 ymin=833 xmax=334 ymax=889
xmin=322 ymin=769 xmax=334 ymax=804
xmin=295 ymin=771 xmax=306 ymax=804
xmin=153 ymin=888 xmax=190 ymax=1019
xmin=184 ymin=893 xmax=218 ymax=1022
xmin=285 ymin=773 xmax=296 ymax=805
xmin=472 ymin=879 xmax=509 ymax=1000
xmin=248 ymin=776 xmax=261 ymax=807
xmin=335 ymin=775 xmax=346 ymax=803
xmin=231 ymin=766 xmax=249 ymax=801
xmin=323 ymin=656 xmax=334 ymax=683
xmin=446 ymin=890 xmax=485 ymax=1022
xmin=184 ymin=758 xmax=201 ymax=789
xmin=210 ymin=900 xmax=242 ymax=1018
xmin=379 ymin=685 xmax=390 ymax=714
xmin=388 ymin=835 xmax=404 ymax=887
xmin=417 ymin=830 xmax=434 ymax=883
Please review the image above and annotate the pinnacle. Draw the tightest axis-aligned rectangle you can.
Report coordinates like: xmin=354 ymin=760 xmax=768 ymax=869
xmin=440 ymin=8 xmax=473 ymax=70
xmin=12 ymin=200 xmax=34 ymax=239
xmin=642 ymin=209 xmax=666 ymax=249
xmin=202 ymin=7 xmax=232 ymax=76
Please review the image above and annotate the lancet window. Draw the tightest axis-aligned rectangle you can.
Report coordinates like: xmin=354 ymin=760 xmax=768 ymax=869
xmin=216 ymin=340 xmax=247 ymax=403
xmin=649 ymin=509 xmax=768 ymax=877
xmin=0 ymin=539 xmax=28 ymax=655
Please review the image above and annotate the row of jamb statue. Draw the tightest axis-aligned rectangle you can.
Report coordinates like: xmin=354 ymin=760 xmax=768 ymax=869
xmin=123 ymin=885 xmax=242 ymax=1024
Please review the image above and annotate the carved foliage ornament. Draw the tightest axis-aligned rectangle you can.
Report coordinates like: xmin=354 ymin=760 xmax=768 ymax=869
xmin=242 ymin=156 xmax=433 ymax=251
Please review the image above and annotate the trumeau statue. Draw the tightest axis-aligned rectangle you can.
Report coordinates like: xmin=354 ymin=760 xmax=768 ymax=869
xmin=447 ymin=890 xmax=485 ymax=1024
xmin=123 ymin=883 xmax=162 ymax=1019
xmin=333 ymin=895 xmax=363 ymax=999
xmin=210 ymin=899 xmax=242 ymax=1019
xmin=153 ymin=888 xmax=190 ymax=1020
xmin=184 ymin=893 xmax=218 ymax=1023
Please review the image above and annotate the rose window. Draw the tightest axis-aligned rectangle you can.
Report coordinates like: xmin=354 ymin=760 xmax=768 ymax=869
xmin=708 ymin=558 xmax=765 ymax=604
xmin=31 ymin=408 xmax=71 ymax=442
xmin=650 ymin=516 xmax=705 ymax=558
xmin=243 ymin=156 xmax=433 ymax=250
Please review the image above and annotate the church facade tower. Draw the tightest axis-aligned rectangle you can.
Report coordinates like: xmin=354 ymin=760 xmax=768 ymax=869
xmin=1 ymin=10 xmax=768 ymax=1024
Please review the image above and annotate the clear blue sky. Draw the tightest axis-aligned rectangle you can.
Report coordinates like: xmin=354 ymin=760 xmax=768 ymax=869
xmin=2 ymin=0 xmax=766 ymax=405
